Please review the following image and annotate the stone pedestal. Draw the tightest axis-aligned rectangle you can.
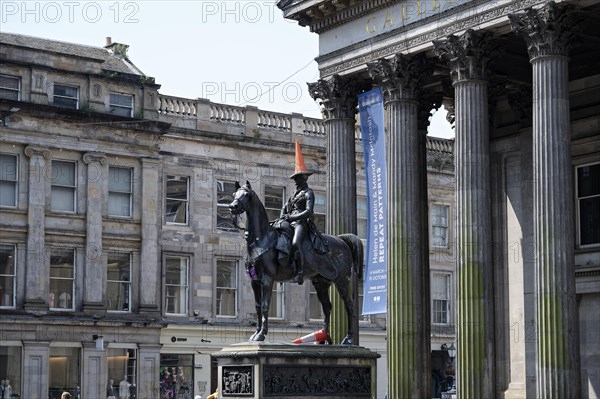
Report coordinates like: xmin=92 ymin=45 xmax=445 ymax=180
xmin=212 ymin=342 xmax=379 ymax=399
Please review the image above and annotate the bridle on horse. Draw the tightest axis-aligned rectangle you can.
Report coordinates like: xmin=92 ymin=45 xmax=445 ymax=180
xmin=231 ymin=187 xmax=252 ymax=230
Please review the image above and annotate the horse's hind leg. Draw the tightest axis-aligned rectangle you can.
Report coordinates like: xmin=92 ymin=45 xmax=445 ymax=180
xmin=250 ymin=279 xmax=262 ymax=341
xmin=313 ymin=277 xmax=333 ymax=344
xmin=334 ymin=278 xmax=354 ymax=345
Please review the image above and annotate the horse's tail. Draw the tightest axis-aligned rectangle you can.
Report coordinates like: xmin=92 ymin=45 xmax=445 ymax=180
xmin=338 ymin=234 xmax=363 ymax=280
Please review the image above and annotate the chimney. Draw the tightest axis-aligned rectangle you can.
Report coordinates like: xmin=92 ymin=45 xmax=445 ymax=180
xmin=104 ymin=38 xmax=129 ymax=58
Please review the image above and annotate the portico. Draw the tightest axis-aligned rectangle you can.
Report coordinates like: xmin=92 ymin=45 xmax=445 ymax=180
xmin=279 ymin=0 xmax=600 ymax=398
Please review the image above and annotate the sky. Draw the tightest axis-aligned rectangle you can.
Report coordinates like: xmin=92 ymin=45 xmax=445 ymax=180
xmin=0 ymin=0 xmax=454 ymax=138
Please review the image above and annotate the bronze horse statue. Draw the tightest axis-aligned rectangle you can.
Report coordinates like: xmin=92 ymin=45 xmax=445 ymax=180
xmin=228 ymin=181 xmax=363 ymax=344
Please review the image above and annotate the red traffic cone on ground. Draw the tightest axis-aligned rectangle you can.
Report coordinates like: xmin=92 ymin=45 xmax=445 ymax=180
xmin=293 ymin=328 xmax=328 ymax=344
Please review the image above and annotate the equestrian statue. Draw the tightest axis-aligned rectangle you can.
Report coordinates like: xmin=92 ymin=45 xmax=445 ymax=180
xmin=228 ymin=141 xmax=363 ymax=344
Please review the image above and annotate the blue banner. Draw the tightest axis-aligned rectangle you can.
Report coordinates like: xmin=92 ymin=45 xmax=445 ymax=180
xmin=359 ymin=88 xmax=387 ymax=315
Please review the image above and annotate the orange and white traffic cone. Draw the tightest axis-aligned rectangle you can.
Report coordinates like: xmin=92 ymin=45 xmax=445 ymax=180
xmin=293 ymin=328 xmax=329 ymax=344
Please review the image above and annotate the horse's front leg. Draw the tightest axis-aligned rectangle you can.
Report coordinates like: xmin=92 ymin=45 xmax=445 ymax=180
xmin=254 ymin=276 xmax=274 ymax=342
xmin=250 ymin=279 xmax=262 ymax=341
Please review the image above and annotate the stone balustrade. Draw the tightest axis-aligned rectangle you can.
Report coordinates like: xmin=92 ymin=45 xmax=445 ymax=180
xmin=157 ymin=94 xmax=326 ymax=138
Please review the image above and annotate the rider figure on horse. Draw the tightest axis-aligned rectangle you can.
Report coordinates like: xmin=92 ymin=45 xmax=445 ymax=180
xmin=279 ymin=141 xmax=328 ymax=285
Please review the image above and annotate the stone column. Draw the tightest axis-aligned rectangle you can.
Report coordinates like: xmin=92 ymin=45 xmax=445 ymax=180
xmin=510 ymin=3 xmax=582 ymax=397
xmin=23 ymin=146 xmax=51 ymax=310
xmin=139 ymin=158 xmax=161 ymax=313
xmin=434 ymin=29 xmax=498 ymax=398
xmin=22 ymin=341 xmax=50 ymax=399
xmin=367 ymin=54 xmax=432 ymax=398
xmin=138 ymin=344 xmax=162 ymax=399
xmin=82 ymin=342 xmax=107 ymax=399
xmin=82 ymin=152 xmax=108 ymax=311
xmin=308 ymin=75 xmax=358 ymax=345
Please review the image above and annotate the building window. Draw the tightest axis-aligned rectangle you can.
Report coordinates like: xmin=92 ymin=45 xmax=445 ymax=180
xmin=264 ymin=185 xmax=285 ymax=223
xmin=432 ymin=273 xmax=451 ymax=324
xmin=0 ymin=346 xmax=21 ymax=399
xmin=0 ymin=154 xmax=18 ymax=207
xmin=268 ymin=282 xmax=285 ymax=319
xmin=577 ymin=163 xmax=600 ymax=247
xmin=216 ymin=180 xmax=238 ymax=231
xmin=0 ymin=75 xmax=20 ymax=100
xmin=107 ymin=252 xmax=131 ymax=312
xmin=51 ymin=160 xmax=77 ymax=212
xmin=313 ymin=191 xmax=326 ymax=232
xmin=48 ymin=347 xmax=80 ymax=399
xmin=165 ymin=256 xmax=189 ymax=315
xmin=357 ymin=196 xmax=367 ymax=240
xmin=166 ymin=175 xmax=189 ymax=225
xmin=160 ymin=354 xmax=194 ymax=399
xmin=0 ymin=244 xmax=16 ymax=308
xmin=108 ymin=167 xmax=132 ymax=217
xmin=309 ymin=285 xmax=324 ymax=320
xmin=216 ymin=259 xmax=237 ymax=317
xmin=49 ymin=249 xmax=75 ymax=311
xmin=431 ymin=204 xmax=449 ymax=248
xmin=110 ymin=92 xmax=134 ymax=117
xmin=53 ymin=84 xmax=79 ymax=109
xmin=107 ymin=348 xmax=136 ymax=397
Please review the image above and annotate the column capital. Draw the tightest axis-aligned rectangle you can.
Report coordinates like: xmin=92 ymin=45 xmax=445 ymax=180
xmin=509 ymin=2 xmax=584 ymax=60
xmin=82 ymin=152 xmax=108 ymax=166
xmin=433 ymin=29 xmax=501 ymax=84
xmin=417 ymin=91 xmax=443 ymax=132
xmin=367 ymin=53 xmax=430 ymax=102
xmin=308 ymin=75 xmax=357 ymax=120
xmin=24 ymin=146 xmax=51 ymax=159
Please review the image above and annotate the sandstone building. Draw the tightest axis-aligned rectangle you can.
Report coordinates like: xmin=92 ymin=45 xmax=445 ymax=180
xmin=0 ymin=32 xmax=456 ymax=399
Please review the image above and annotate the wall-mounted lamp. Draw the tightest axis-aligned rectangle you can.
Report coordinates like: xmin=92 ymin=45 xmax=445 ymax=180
xmin=1 ymin=107 xmax=20 ymax=127
xmin=93 ymin=334 xmax=104 ymax=351
xmin=441 ymin=343 xmax=456 ymax=365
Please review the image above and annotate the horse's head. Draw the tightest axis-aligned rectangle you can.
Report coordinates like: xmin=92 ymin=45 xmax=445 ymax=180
xmin=229 ymin=181 xmax=254 ymax=215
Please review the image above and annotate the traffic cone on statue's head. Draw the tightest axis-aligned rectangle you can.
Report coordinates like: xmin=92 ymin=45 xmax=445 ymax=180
xmin=290 ymin=140 xmax=313 ymax=179
xmin=293 ymin=328 xmax=328 ymax=344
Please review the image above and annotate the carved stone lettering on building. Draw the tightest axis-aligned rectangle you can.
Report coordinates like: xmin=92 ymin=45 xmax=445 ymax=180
xmin=222 ymin=366 xmax=253 ymax=397
xmin=263 ymin=365 xmax=371 ymax=397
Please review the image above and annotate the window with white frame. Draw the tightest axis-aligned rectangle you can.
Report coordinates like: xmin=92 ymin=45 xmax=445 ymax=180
xmin=0 ymin=75 xmax=20 ymax=100
xmin=216 ymin=180 xmax=238 ymax=231
xmin=0 ymin=154 xmax=18 ymax=207
xmin=313 ymin=191 xmax=326 ymax=232
xmin=166 ymin=175 xmax=189 ymax=225
xmin=577 ymin=163 xmax=600 ymax=247
xmin=107 ymin=252 xmax=131 ymax=312
xmin=107 ymin=348 xmax=136 ymax=391
xmin=431 ymin=204 xmax=449 ymax=248
xmin=268 ymin=282 xmax=285 ymax=319
xmin=49 ymin=248 xmax=75 ymax=310
xmin=432 ymin=273 xmax=451 ymax=324
xmin=264 ymin=185 xmax=285 ymax=223
xmin=216 ymin=259 xmax=238 ymax=317
xmin=51 ymin=160 xmax=76 ymax=212
xmin=309 ymin=285 xmax=324 ymax=320
xmin=357 ymin=196 xmax=367 ymax=240
xmin=53 ymin=84 xmax=79 ymax=109
xmin=165 ymin=256 xmax=189 ymax=315
xmin=108 ymin=167 xmax=132 ymax=217
xmin=110 ymin=92 xmax=134 ymax=117
xmin=0 ymin=244 xmax=16 ymax=308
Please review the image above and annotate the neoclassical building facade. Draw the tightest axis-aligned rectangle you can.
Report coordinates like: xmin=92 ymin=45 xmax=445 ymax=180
xmin=279 ymin=0 xmax=600 ymax=398
xmin=0 ymin=32 xmax=457 ymax=398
